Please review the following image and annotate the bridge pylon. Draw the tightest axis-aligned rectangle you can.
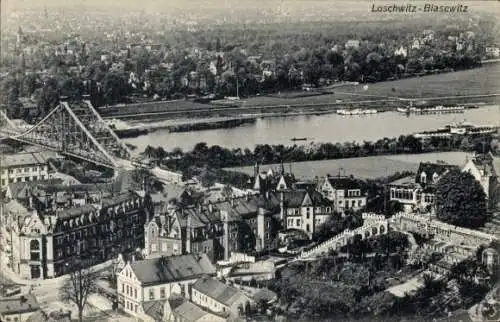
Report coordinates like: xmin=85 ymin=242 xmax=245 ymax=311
xmin=0 ymin=100 xmax=134 ymax=169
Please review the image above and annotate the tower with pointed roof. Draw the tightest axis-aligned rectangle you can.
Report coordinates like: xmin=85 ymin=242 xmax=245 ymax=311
xmin=16 ymin=26 xmax=24 ymax=48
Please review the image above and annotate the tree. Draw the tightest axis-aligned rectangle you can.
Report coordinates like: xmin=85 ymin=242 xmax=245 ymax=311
xmin=60 ymin=261 xmax=97 ymax=322
xmin=221 ymin=185 xmax=233 ymax=199
xmin=38 ymin=78 xmax=60 ymax=115
xmin=435 ymin=170 xmax=487 ymax=228
xmin=60 ymin=76 xmax=84 ymax=99
xmin=388 ymin=200 xmax=404 ymax=216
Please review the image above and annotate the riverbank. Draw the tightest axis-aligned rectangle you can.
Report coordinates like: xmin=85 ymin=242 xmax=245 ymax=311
xmin=113 ymin=107 xmax=370 ymax=138
xmin=224 ymin=151 xmax=471 ymax=180
xmin=124 ymin=105 xmax=499 ymax=151
xmin=111 ymin=101 xmax=490 ymax=138
xmin=102 ymin=64 xmax=500 ymax=121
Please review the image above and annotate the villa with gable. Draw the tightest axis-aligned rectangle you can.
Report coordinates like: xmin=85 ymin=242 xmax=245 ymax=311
xmin=389 ymin=162 xmax=459 ymax=212
xmin=117 ymin=254 xmax=216 ymax=320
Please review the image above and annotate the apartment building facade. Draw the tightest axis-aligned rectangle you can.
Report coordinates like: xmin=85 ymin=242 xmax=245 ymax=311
xmin=0 ymin=181 xmax=146 ymax=279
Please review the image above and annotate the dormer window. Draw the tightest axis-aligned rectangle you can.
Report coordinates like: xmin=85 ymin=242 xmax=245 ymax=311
xmin=420 ymin=172 xmax=427 ymax=184
xmin=432 ymin=172 xmax=439 ymax=183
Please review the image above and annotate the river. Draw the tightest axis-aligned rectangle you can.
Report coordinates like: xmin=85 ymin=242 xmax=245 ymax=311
xmin=124 ymin=105 xmax=499 ymax=152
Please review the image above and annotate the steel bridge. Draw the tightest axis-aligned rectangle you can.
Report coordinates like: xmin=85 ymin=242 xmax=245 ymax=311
xmin=0 ymin=100 xmax=136 ymax=169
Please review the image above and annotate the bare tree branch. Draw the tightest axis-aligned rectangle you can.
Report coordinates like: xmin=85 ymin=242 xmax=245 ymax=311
xmin=59 ymin=263 xmax=97 ymax=322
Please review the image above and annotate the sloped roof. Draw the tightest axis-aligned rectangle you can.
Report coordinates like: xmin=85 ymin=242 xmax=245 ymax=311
xmin=389 ymin=176 xmax=419 ymax=188
xmin=4 ymin=152 xmax=49 ymax=167
xmin=415 ymin=162 xmax=459 ymax=184
xmin=326 ymin=176 xmax=363 ymax=191
xmin=142 ymin=300 xmax=166 ymax=321
xmin=7 ymin=179 xmax=64 ymax=200
xmin=177 ymin=207 xmax=222 ymax=228
xmin=37 ymin=183 xmax=107 ymax=194
xmin=292 ymin=181 xmax=317 ymax=191
xmin=470 ymin=155 xmax=497 ymax=178
xmin=277 ymin=174 xmax=295 ymax=189
xmin=6 ymin=182 xmax=31 ymax=200
xmin=172 ymin=299 xmax=209 ymax=322
xmin=278 ymin=190 xmax=330 ymax=208
xmin=4 ymin=199 xmax=29 ymax=216
xmin=56 ymin=204 xmax=96 ymax=220
xmin=101 ymin=191 xmax=140 ymax=208
xmin=252 ymin=288 xmax=278 ymax=303
xmin=192 ymin=277 xmax=246 ymax=306
xmin=0 ymin=294 xmax=40 ymax=315
xmin=130 ymin=254 xmax=215 ymax=286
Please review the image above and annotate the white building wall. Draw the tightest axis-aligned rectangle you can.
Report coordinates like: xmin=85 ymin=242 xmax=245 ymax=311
xmin=1 ymin=164 xmax=49 ymax=188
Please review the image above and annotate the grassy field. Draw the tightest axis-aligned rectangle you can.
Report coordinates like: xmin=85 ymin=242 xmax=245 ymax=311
xmin=225 ymin=152 xmax=470 ymax=180
xmin=240 ymin=64 xmax=500 ymax=107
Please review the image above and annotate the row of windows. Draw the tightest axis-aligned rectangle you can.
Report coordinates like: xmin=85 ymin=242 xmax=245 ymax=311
xmin=193 ymin=289 xmax=226 ymax=312
xmin=289 ymin=207 xmax=333 ymax=216
xmin=56 ymin=224 xmax=139 ymax=244
xmin=337 ymin=199 xmax=363 ymax=207
xmin=287 ymin=218 xmax=301 ymax=227
xmin=150 ymin=242 xmax=181 ymax=254
xmin=347 ymin=190 xmax=362 ymax=197
xmin=148 ymin=287 xmax=166 ymax=300
xmin=122 ymin=283 xmax=138 ymax=299
xmin=2 ymin=166 xmax=46 ymax=174
xmin=125 ymin=300 xmax=138 ymax=313
xmin=391 ymin=189 xmax=415 ymax=200
xmin=1 ymin=175 xmax=45 ymax=186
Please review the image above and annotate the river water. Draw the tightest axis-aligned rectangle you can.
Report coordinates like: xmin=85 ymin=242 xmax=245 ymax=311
xmin=124 ymin=105 xmax=499 ymax=152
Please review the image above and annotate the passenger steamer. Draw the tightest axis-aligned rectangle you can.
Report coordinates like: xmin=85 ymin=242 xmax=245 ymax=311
xmin=414 ymin=121 xmax=498 ymax=139
xmin=397 ymin=105 xmax=465 ymax=114
xmin=336 ymin=108 xmax=378 ymax=115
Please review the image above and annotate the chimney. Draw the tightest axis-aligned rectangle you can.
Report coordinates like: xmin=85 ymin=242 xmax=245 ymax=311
xmin=208 ymin=202 xmax=213 ymax=213
xmin=280 ymin=191 xmax=285 ymax=221
xmin=230 ymin=197 xmax=235 ymax=207
xmin=28 ymin=195 xmax=34 ymax=210
xmin=254 ymin=162 xmax=259 ymax=179
xmin=257 ymin=208 xmax=266 ymax=251
xmin=186 ymin=211 xmax=192 ymax=254
xmin=265 ymin=191 xmax=269 ymax=199
xmin=246 ymin=192 xmax=250 ymax=201
xmin=221 ymin=210 xmax=230 ymax=261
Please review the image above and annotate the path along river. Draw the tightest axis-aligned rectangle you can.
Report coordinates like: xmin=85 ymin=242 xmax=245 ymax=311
xmin=124 ymin=105 xmax=499 ymax=152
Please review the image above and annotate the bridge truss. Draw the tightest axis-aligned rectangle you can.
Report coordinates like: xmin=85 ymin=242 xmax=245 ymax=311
xmin=0 ymin=101 xmax=134 ymax=169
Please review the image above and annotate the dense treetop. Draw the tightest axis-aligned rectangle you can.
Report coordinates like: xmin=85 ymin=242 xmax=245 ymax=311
xmin=435 ymin=169 xmax=487 ymax=228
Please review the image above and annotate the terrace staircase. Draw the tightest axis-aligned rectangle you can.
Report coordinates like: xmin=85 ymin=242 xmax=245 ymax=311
xmin=298 ymin=214 xmax=389 ymax=259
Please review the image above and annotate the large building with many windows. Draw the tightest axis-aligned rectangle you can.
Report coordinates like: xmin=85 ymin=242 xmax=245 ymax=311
xmin=0 ymin=180 xmax=147 ymax=280
xmin=144 ymin=189 xmax=335 ymax=262
xmin=144 ymin=193 xmax=282 ymax=263
xmin=1 ymin=152 xmax=51 ymax=189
